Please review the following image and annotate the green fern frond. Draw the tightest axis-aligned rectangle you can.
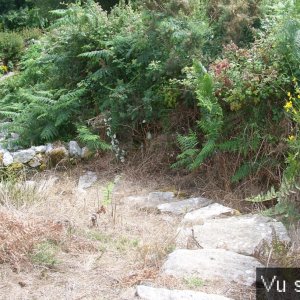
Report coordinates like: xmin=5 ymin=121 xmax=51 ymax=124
xmin=190 ymin=139 xmax=216 ymax=170
xmin=77 ymin=124 xmax=111 ymax=151
xmin=40 ymin=123 xmax=59 ymax=141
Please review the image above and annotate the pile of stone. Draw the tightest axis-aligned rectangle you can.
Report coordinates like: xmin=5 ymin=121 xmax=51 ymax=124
xmin=122 ymin=191 xmax=291 ymax=300
xmin=0 ymin=141 xmax=92 ymax=169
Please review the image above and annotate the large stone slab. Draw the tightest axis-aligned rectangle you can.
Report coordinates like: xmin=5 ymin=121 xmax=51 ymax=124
xmin=181 ymin=203 xmax=236 ymax=226
xmin=12 ymin=149 xmax=36 ymax=164
xmin=123 ymin=192 xmax=175 ymax=209
xmin=176 ymin=214 xmax=290 ymax=254
xmin=136 ymin=285 xmax=232 ymax=300
xmin=157 ymin=197 xmax=212 ymax=215
xmin=162 ymin=249 xmax=263 ymax=286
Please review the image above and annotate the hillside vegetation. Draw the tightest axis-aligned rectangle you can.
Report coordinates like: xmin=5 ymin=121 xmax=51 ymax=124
xmin=0 ymin=0 xmax=299 ymax=223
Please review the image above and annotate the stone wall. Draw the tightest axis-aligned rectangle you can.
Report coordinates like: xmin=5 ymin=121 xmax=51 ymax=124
xmin=0 ymin=141 xmax=92 ymax=170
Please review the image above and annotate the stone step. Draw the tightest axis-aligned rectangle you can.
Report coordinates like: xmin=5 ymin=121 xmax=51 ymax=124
xmin=176 ymin=214 xmax=290 ymax=254
xmin=136 ymin=285 xmax=233 ymax=300
xmin=157 ymin=197 xmax=213 ymax=215
xmin=162 ymin=249 xmax=263 ymax=286
xmin=180 ymin=203 xmax=238 ymax=227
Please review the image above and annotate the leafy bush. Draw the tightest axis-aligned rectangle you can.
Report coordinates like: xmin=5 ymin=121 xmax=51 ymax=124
xmin=173 ymin=2 xmax=300 ymax=220
xmin=0 ymin=1 xmax=208 ymax=147
xmin=0 ymin=32 xmax=24 ymax=66
xmin=174 ymin=5 xmax=299 ymax=178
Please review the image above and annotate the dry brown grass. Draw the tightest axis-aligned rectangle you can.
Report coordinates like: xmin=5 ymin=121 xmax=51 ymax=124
xmin=0 ymin=154 xmax=294 ymax=300
xmin=0 ymin=208 xmax=63 ymax=271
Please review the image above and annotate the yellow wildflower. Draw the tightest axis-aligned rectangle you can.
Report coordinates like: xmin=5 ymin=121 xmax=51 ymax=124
xmin=0 ymin=65 xmax=8 ymax=73
xmin=284 ymin=101 xmax=293 ymax=111
xmin=287 ymin=92 xmax=292 ymax=98
xmin=298 ymin=94 xmax=300 ymax=99
xmin=288 ymin=135 xmax=296 ymax=141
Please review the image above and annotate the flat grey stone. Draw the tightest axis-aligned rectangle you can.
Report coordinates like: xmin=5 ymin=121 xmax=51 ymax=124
xmin=32 ymin=145 xmax=47 ymax=153
xmin=162 ymin=249 xmax=263 ymax=286
xmin=181 ymin=203 xmax=237 ymax=227
xmin=136 ymin=285 xmax=232 ymax=300
xmin=123 ymin=192 xmax=175 ymax=209
xmin=176 ymin=214 xmax=290 ymax=255
xmin=12 ymin=149 xmax=36 ymax=164
xmin=68 ymin=141 xmax=82 ymax=157
xmin=157 ymin=197 xmax=212 ymax=215
xmin=78 ymin=171 xmax=97 ymax=189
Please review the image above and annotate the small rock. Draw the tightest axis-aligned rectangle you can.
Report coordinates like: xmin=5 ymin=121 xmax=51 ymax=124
xmin=181 ymin=203 xmax=237 ymax=227
xmin=12 ymin=149 xmax=36 ymax=164
xmin=68 ymin=141 xmax=82 ymax=157
xmin=162 ymin=249 xmax=263 ymax=286
xmin=2 ymin=151 xmax=13 ymax=166
xmin=45 ymin=143 xmax=53 ymax=154
xmin=177 ymin=214 xmax=290 ymax=255
xmin=28 ymin=156 xmax=41 ymax=168
xmin=136 ymin=285 xmax=232 ymax=300
xmin=32 ymin=145 xmax=47 ymax=153
xmin=78 ymin=171 xmax=97 ymax=189
xmin=157 ymin=197 xmax=213 ymax=215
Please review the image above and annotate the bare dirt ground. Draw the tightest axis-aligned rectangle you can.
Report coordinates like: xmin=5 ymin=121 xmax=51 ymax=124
xmin=0 ymin=161 xmax=256 ymax=300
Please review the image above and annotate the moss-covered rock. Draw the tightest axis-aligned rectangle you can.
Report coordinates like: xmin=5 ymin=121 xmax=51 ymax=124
xmin=48 ymin=146 xmax=68 ymax=166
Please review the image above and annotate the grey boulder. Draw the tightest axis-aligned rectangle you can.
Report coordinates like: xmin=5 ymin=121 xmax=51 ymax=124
xmin=2 ymin=151 xmax=13 ymax=166
xmin=12 ymin=149 xmax=36 ymax=164
xmin=68 ymin=141 xmax=82 ymax=157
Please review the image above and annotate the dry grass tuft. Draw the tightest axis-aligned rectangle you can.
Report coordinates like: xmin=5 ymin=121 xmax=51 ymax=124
xmin=254 ymin=224 xmax=300 ymax=268
xmin=0 ymin=208 xmax=63 ymax=271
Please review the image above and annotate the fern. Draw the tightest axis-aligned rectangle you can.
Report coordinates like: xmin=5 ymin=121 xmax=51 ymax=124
xmin=247 ymin=176 xmax=300 ymax=221
xmin=190 ymin=139 xmax=216 ymax=170
xmin=77 ymin=124 xmax=111 ymax=151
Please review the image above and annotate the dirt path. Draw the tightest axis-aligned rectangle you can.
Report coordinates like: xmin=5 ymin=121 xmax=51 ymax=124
xmin=0 ymin=169 xmax=254 ymax=300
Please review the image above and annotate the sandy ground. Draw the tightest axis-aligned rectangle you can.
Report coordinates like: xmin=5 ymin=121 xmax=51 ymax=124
xmin=0 ymin=167 xmax=255 ymax=300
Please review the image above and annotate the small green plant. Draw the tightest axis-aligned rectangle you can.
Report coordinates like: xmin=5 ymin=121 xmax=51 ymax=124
xmin=31 ymin=240 xmax=59 ymax=267
xmin=184 ymin=276 xmax=205 ymax=288
xmin=77 ymin=124 xmax=110 ymax=151
xmin=102 ymin=181 xmax=115 ymax=207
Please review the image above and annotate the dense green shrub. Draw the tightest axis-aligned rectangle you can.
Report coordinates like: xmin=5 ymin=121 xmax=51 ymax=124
xmin=0 ymin=32 xmax=24 ymax=66
xmin=172 ymin=2 xmax=300 ymax=220
xmin=0 ymin=1 xmax=208 ymax=146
